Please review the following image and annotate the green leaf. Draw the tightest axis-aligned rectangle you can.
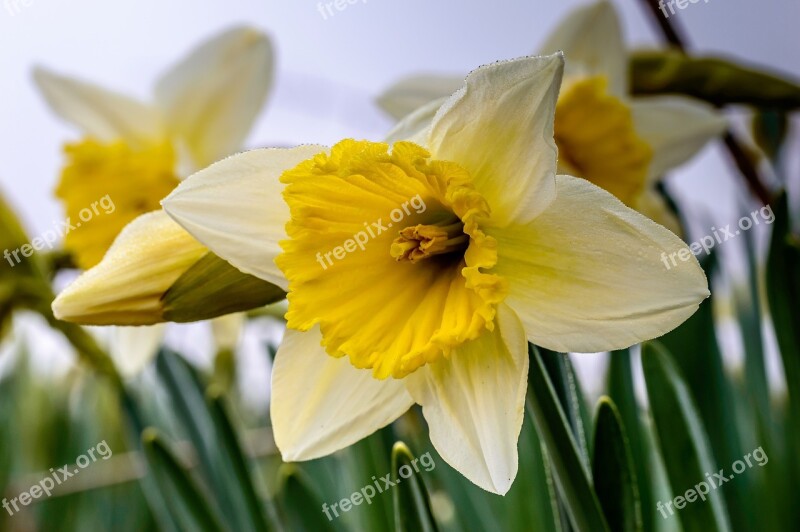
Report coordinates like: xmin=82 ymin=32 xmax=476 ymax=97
xmin=155 ymin=350 xmax=274 ymax=532
xmin=298 ymin=427 xmax=396 ymax=531
xmin=276 ymin=465 xmax=335 ymax=532
xmin=0 ymin=189 xmax=46 ymax=280
xmin=607 ymin=349 xmax=655 ymax=531
xmin=539 ymin=349 xmax=592 ymax=469
xmin=765 ymin=191 xmax=800 ymax=522
xmin=630 ymin=51 xmax=800 ymax=110
xmin=117 ymin=387 xmax=181 ymax=532
xmin=658 ymin=254 xmax=751 ymax=529
xmin=141 ymin=428 xmax=227 ymax=532
xmin=206 ymin=387 xmax=277 ymax=531
xmin=592 ymin=397 xmax=643 ymax=532
xmin=527 ymin=344 xmax=610 ymax=532
xmin=766 ymin=192 xmax=800 ymax=426
xmin=641 ymin=342 xmax=731 ymax=532
xmin=391 ymin=442 xmax=438 ymax=532
xmin=162 ymin=252 xmax=285 ymax=322
xmin=737 ymin=228 xmax=771 ymax=427
xmin=505 ymin=409 xmax=563 ymax=532
xmin=752 ymin=110 xmax=789 ymax=163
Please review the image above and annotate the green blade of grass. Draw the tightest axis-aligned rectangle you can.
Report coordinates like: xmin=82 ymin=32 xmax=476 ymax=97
xmin=642 ymin=342 xmax=731 ymax=532
xmin=592 ymin=397 xmax=643 ymax=532
xmin=527 ymin=343 xmax=610 ymax=532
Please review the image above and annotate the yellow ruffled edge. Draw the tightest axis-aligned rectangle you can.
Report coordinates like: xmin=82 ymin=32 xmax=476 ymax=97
xmin=278 ymin=140 xmax=508 ymax=379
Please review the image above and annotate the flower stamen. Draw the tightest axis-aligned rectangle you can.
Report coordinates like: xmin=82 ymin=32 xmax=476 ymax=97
xmin=391 ymin=218 xmax=468 ymax=263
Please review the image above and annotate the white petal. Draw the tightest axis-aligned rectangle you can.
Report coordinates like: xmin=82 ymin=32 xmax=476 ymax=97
xmin=377 ymin=74 xmax=465 ymax=120
xmin=52 ymin=210 xmax=207 ymax=325
xmin=428 ymin=54 xmax=563 ymax=226
xmin=33 ymin=67 xmax=163 ymax=144
xmin=405 ymin=305 xmax=528 ymax=495
xmin=271 ymin=327 xmax=413 ymax=461
xmin=109 ymin=325 xmax=166 ymax=377
xmin=490 ymin=175 xmax=709 ymax=353
xmin=632 ymin=96 xmax=727 ymax=181
xmin=384 ymin=97 xmax=446 ymax=145
xmin=162 ymin=145 xmax=327 ymax=290
xmin=538 ymin=0 xmax=627 ymax=97
xmin=155 ymin=27 xmax=274 ymax=168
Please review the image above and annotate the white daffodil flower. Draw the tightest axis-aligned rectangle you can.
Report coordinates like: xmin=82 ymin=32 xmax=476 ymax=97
xmin=161 ymin=53 xmax=708 ymax=494
xmin=39 ymin=26 xmax=273 ymax=375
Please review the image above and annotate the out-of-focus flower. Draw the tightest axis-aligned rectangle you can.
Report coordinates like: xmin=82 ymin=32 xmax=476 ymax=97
xmin=52 ymin=211 xmax=207 ymax=325
xmin=39 ymin=26 xmax=275 ymax=375
xmin=35 ymin=26 xmax=274 ymax=269
xmin=158 ymin=53 xmax=708 ymax=494
xmin=52 ymin=210 xmax=284 ymax=327
xmin=378 ymin=1 xmax=727 ymax=233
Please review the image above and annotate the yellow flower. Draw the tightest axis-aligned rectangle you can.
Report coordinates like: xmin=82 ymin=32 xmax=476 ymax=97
xmin=51 ymin=211 xmax=207 ymax=326
xmin=35 ymin=26 xmax=274 ymax=269
xmin=378 ymin=1 xmax=727 ymax=233
xmin=51 ymin=210 xmax=285 ymax=328
xmin=161 ymin=53 xmax=708 ymax=494
xmin=55 ymin=140 xmax=180 ymax=268
xmin=39 ymin=26 xmax=274 ymax=375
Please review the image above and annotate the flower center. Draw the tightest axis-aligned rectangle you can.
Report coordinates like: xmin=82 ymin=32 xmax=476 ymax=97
xmin=277 ymin=140 xmax=506 ymax=379
xmin=391 ymin=216 xmax=468 ymax=263
xmin=554 ymin=76 xmax=652 ymax=207
xmin=56 ymin=138 xmax=180 ymax=269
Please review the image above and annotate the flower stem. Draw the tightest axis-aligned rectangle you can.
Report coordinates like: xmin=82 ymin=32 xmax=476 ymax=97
xmin=637 ymin=0 xmax=773 ymax=206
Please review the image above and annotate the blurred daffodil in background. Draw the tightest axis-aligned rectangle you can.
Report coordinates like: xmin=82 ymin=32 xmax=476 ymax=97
xmin=36 ymin=26 xmax=273 ymax=269
xmin=158 ymin=53 xmax=708 ymax=494
xmin=36 ymin=26 xmax=276 ymax=375
xmin=379 ymin=0 xmax=727 ymax=233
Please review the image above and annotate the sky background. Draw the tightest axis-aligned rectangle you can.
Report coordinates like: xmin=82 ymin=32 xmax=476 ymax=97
xmin=1 ymin=0 xmax=798 ymax=236
xmin=1 ymin=0 xmax=798 ymax=396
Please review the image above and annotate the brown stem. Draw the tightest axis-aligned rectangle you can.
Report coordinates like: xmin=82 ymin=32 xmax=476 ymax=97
xmin=722 ymin=132 xmax=773 ymax=206
xmin=639 ymin=0 xmax=688 ymax=51
xmin=637 ymin=0 xmax=772 ymax=206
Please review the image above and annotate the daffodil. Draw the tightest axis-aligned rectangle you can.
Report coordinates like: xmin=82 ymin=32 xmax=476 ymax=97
xmin=35 ymin=25 xmax=274 ymax=269
xmin=51 ymin=210 xmax=284 ymax=327
xmin=378 ymin=0 xmax=727 ymax=233
xmin=38 ymin=26 xmax=274 ymax=375
xmin=159 ymin=52 xmax=708 ymax=494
